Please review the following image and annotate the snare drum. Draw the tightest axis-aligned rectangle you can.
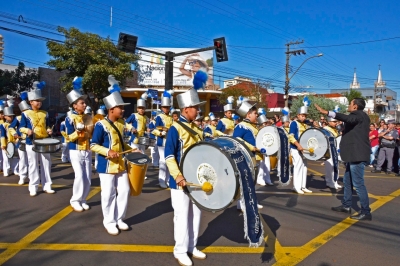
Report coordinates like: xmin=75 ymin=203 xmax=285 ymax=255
xmin=6 ymin=142 xmax=16 ymax=159
xmin=32 ymin=138 xmax=62 ymax=153
xmin=256 ymin=126 xmax=280 ymax=156
xmin=180 ymin=137 xmax=255 ymax=212
xmin=138 ymin=136 xmax=156 ymax=147
xmin=125 ymin=152 xmax=150 ymax=196
xmin=269 ymin=155 xmax=278 ymax=169
xmin=19 ymin=140 xmax=26 ymax=152
xmin=299 ymin=128 xmax=330 ymax=161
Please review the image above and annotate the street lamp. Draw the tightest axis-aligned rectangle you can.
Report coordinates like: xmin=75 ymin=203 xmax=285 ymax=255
xmin=284 ymin=53 xmax=323 ymax=107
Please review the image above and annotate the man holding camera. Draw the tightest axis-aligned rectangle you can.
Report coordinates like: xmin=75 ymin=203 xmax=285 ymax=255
xmin=372 ymin=121 xmax=398 ymax=174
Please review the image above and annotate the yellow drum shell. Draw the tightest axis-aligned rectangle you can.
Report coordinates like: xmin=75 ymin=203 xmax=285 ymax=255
xmin=127 ymin=161 xmax=148 ymax=196
xmin=269 ymin=154 xmax=292 ymax=169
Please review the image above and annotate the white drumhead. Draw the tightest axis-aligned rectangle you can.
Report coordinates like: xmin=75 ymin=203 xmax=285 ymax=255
xmin=256 ymin=126 xmax=279 ymax=155
xmin=181 ymin=143 xmax=238 ymax=211
xmin=299 ymin=128 xmax=329 ymax=160
xmin=34 ymin=138 xmax=61 ymax=144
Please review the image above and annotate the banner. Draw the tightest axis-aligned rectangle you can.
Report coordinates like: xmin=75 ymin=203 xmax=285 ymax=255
xmin=136 ymin=48 xmax=213 ymax=87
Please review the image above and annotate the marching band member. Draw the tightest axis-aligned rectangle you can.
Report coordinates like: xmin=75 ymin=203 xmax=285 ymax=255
xmin=282 ymin=116 xmax=290 ymax=133
xmin=0 ymin=105 xmax=19 ymax=176
xmin=19 ymin=81 xmax=55 ymax=196
xmin=126 ymin=92 xmax=149 ymax=152
xmin=65 ymin=77 xmax=92 ymax=212
xmin=152 ymin=91 xmax=173 ymax=188
xmin=0 ymin=100 xmax=5 ymax=172
xmin=165 ymin=70 xmax=208 ymax=266
xmin=90 ymin=75 xmax=133 ymax=236
xmin=233 ymin=99 xmax=263 ymax=209
xmin=148 ymin=111 xmax=159 ymax=169
xmin=216 ymin=96 xmax=235 ymax=136
xmin=203 ymin=112 xmax=218 ymax=141
xmin=193 ymin=113 xmax=203 ymax=129
xmin=324 ymin=117 xmax=342 ymax=189
xmin=171 ymin=108 xmax=180 ymax=122
xmin=93 ymin=105 xmax=106 ymax=169
xmin=15 ymin=93 xmax=30 ymax=184
xmin=60 ymin=116 xmax=70 ymax=163
xmin=256 ymin=108 xmax=274 ymax=186
xmin=288 ymin=97 xmax=312 ymax=194
xmin=233 ymin=114 xmax=240 ymax=125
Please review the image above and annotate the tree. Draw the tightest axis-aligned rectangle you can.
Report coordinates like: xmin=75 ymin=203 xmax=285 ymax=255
xmin=217 ymin=86 xmax=251 ymax=109
xmin=46 ymin=27 xmax=139 ymax=106
xmin=290 ymin=95 xmax=347 ymax=121
xmin=343 ymin=89 xmax=364 ymax=104
xmin=0 ymin=62 xmax=39 ymax=96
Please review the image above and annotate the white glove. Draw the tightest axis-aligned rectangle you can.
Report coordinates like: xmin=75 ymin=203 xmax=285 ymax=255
xmin=76 ymin=122 xmax=85 ymax=131
xmin=161 ymin=131 xmax=166 ymax=136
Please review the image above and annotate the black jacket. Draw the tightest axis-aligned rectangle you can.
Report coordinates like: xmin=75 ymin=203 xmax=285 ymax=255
xmin=335 ymin=110 xmax=370 ymax=163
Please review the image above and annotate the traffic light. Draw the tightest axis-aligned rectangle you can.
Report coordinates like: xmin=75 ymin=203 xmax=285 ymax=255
xmin=214 ymin=37 xmax=228 ymax=62
xmin=0 ymin=34 xmax=4 ymax=63
xmin=117 ymin=33 xmax=138 ymax=53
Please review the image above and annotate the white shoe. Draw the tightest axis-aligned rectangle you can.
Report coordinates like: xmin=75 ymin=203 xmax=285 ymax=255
xmin=71 ymin=203 xmax=84 ymax=212
xmin=105 ymin=225 xmax=119 ymax=236
xmin=292 ymin=188 xmax=304 ymax=194
xmin=189 ymin=248 xmax=206 ymax=260
xmin=81 ymin=203 xmax=90 ymax=210
xmin=257 ymin=204 xmax=263 ymax=209
xmin=301 ymin=187 xmax=312 ymax=193
xmin=44 ymin=189 xmax=56 ymax=194
xmin=117 ymin=221 xmax=129 ymax=231
xmin=257 ymin=181 xmax=267 ymax=186
xmin=335 ymin=184 xmax=342 ymax=189
xmin=145 ymin=176 xmax=148 ymax=180
xmin=30 ymin=191 xmax=37 ymax=197
xmin=18 ymin=179 xmax=25 ymax=185
xmin=326 ymin=184 xmax=336 ymax=189
xmin=174 ymin=254 xmax=192 ymax=266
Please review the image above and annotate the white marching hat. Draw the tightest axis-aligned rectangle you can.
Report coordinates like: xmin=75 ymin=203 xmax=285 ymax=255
xmin=3 ymin=107 xmax=15 ymax=116
xmin=96 ymin=105 xmax=107 ymax=116
xmin=161 ymin=90 xmax=173 ymax=107
xmin=208 ymin=112 xmax=217 ymax=121
xmin=84 ymin=106 xmax=92 ymax=114
xmin=257 ymin=108 xmax=268 ymax=124
xmin=297 ymin=96 xmax=311 ymax=115
xmin=177 ymin=70 xmax=208 ymax=109
xmin=18 ymin=91 xmax=30 ymax=112
xmin=66 ymin=77 xmax=87 ymax=104
xmin=103 ymin=75 xmax=130 ymax=109
xmin=0 ymin=100 xmax=5 ymax=112
xmin=237 ymin=101 xmax=257 ymax=118
xmin=137 ymin=92 xmax=148 ymax=108
xmin=223 ymin=96 xmax=235 ymax=112
xmin=327 ymin=117 xmax=338 ymax=122
xmin=28 ymin=81 xmax=46 ymax=101
xmin=281 ymin=115 xmax=290 ymax=122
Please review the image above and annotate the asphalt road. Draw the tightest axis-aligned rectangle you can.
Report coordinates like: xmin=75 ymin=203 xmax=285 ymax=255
xmin=0 ymin=151 xmax=399 ymax=266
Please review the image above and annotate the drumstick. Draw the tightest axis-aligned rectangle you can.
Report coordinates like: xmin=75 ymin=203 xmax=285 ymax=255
xmin=105 ymin=148 xmax=138 ymax=159
xmin=186 ymin=182 xmax=213 ymax=192
xmin=303 ymin=148 xmax=315 ymax=154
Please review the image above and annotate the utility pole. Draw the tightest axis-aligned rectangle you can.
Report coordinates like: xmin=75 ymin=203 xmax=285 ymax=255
xmin=284 ymin=40 xmax=305 ymax=107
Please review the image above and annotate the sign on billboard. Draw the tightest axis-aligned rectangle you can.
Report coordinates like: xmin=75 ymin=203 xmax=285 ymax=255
xmin=136 ymin=48 xmax=213 ymax=87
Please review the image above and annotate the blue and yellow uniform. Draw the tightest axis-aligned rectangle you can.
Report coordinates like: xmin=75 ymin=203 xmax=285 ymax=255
xmin=216 ymin=117 xmax=235 ymax=136
xmin=19 ymin=110 xmax=50 ymax=144
xmin=90 ymin=118 xmax=131 ymax=174
xmin=203 ymin=124 xmax=217 ymax=141
xmin=152 ymin=112 xmax=173 ymax=146
xmin=65 ymin=111 xmax=91 ymax=150
xmin=288 ymin=120 xmax=308 ymax=149
xmin=165 ymin=115 xmax=203 ymax=189
xmin=125 ymin=113 xmax=148 ymax=145
xmin=233 ymin=119 xmax=262 ymax=161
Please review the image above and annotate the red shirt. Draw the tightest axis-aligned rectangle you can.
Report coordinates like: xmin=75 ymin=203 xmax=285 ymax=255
xmin=275 ymin=121 xmax=282 ymax=127
xmin=369 ymin=130 xmax=379 ymax=147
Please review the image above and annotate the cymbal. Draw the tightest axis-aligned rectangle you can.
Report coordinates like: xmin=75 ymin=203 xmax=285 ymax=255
xmin=83 ymin=114 xmax=94 ymax=136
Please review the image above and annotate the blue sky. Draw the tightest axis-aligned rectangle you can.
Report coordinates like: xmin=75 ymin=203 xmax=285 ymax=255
xmin=1 ymin=0 xmax=399 ymax=94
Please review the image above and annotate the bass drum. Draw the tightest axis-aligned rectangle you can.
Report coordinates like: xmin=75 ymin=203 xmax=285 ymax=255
xmin=180 ymin=137 xmax=255 ymax=212
xmin=299 ymin=128 xmax=330 ymax=161
xmin=256 ymin=126 xmax=280 ymax=156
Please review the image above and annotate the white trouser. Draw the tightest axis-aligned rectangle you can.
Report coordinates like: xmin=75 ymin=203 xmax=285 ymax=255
xmin=99 ymin=171 xmax=130 ymax=228
xmin=26 ymin=144 xmax=52 ymax=193
xmin=257 ymin=155 xmax=272 ymax=184
xmin=171 ymin=189 xmax=201 ymax=256
xmin=70 ymin=150 xmax=92 ymax=205
xmin=324 ymin=157 xmax=340 ymax=187
xmin=61 ymin=143 xmax=70 ymax=162
xmin=158 ymin=146 xmax=170 ymax=186
xmin=1 ymin=150 xmax=18 ymax=176
xmin=18 ymin=149 xmax=28 ymax=181
xmin=291 ymin=149 xmax=308 ymax=190
xmin=94 ymin=153 xmax=98 ymax=169
xmin=150 ymin=144 xmax=159 ymax=166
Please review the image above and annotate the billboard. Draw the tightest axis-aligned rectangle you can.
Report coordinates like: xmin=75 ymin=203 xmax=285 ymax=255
xmin=136 ymin=48 xmax=213 ymax=87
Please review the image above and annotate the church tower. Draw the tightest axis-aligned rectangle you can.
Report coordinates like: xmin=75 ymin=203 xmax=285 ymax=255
xmin=350 ymin=68 xmax=360 ymax=89
xmin=375 ymin=65 xmax=386 ymax=87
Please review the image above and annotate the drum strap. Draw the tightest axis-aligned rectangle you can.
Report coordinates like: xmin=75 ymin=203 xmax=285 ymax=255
xmin=106 ymin=119 xmax=126 ymax=152
xmin=175 ymin=121 xmax=199 ymax=137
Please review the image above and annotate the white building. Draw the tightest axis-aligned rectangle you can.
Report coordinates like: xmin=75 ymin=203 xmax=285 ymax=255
xmin=223 ymin=76 xmax=252 ymax=88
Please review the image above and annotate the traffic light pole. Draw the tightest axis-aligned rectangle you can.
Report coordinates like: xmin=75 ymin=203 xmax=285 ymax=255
xmin=284 ymin=40 xmax=305 ymax=107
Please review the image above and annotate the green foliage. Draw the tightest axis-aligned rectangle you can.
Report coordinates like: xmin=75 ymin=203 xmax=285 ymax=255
xmin=0 ymin=62 xmax=39 ymax=96
xmin=217 ymin=87 xmax=250 ymax=109
xmin=343 ymin=89 xmax=364 ymax=103
xmin=46 ymin=27 xmax=139 ymax=102
xmin=290 ymin=95 xmax=347 ymax=120
xmin=206 ymin=58 xmax=213 ymax=67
